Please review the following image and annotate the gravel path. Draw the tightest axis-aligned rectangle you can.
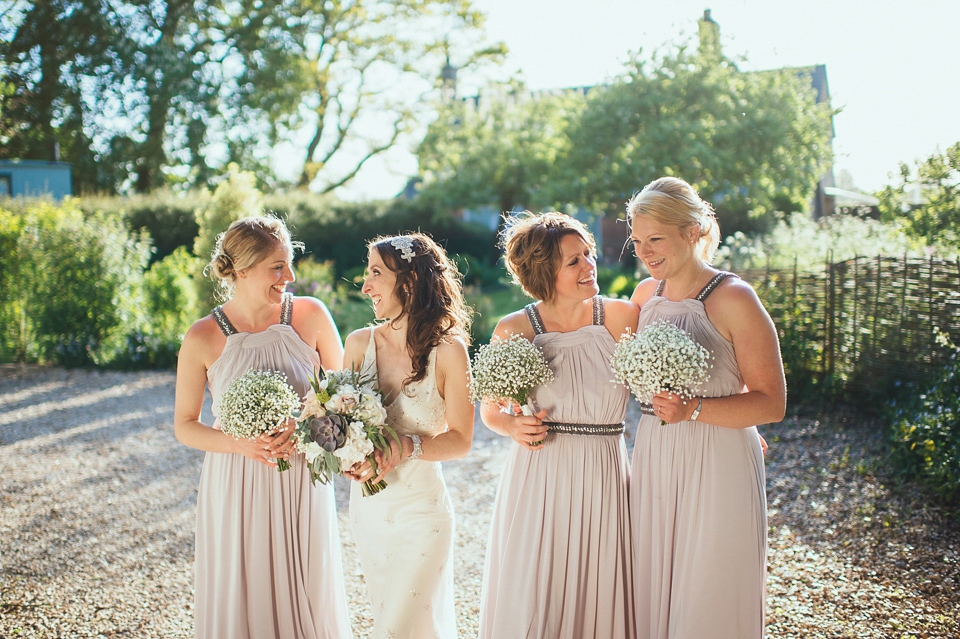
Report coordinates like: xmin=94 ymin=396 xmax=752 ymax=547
xmin=1 ymin=365 xmax=958 ymax=638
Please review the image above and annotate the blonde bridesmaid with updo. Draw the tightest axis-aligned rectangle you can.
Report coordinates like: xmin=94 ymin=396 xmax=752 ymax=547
xmin=173 ymin=215 xmax=352 ymax=639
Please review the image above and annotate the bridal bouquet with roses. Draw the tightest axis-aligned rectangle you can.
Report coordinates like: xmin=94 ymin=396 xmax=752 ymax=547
xmin=292 ymin=368 xmax=399 ymax=496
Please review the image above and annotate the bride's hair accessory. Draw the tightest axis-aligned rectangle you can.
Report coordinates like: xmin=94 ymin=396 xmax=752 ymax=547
xmin=390 ymin=236 xmax=417 ymax=263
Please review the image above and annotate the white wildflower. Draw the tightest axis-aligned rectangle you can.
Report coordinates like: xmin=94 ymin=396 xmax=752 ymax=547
xmin=215 ymin=369 xmax=300 ymax=440
xmin=469 ymin=333 xmax=554 ymax=408
xmin=611 ymin=320 xmax=711 ymax=402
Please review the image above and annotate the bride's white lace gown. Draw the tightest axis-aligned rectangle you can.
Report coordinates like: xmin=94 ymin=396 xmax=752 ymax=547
xmin=349 ymin=327 xmax=457 ymax=639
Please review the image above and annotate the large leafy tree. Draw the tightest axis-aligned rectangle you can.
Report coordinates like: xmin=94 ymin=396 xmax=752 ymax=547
xmin=878 ymin=141 xmax=960 ymax=249
xmin=417 ymin=43 xmax=834 ymax=237
xmin=0 ymin=0 xmax=502 ymax=194
xmin=0 ymin=0 xmax=122 ymax=192
xmin=556 ymin=46 xmax=835 ymax=233
xmin=234 ymin=0 xmax=504 ymax=193
xmin=417 ymin=81 xmax=584 ymax=214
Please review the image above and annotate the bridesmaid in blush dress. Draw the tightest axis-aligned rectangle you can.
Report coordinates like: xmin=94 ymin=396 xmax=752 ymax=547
xmin=173 ymin=216 xmax=352 ymax=639
xmin=343 ymin=233 xmax=474 ymax=639
xmin=626 ymin=177 xmax=784 ymax=639
xmin=478 ymin=212 xmax=639 ymax=639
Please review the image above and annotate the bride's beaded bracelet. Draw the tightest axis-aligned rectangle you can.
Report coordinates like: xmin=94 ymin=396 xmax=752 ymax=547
xmin=408 ymin=434 xmax=423 ymax=460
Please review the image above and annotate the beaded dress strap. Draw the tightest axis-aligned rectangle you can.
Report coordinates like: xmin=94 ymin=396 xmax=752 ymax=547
xmin=525 ymin=298 xmax=603 ymax=334
xmin=211 ymin=293 xmax=294 ymax=336
xmin=211 ymin=306 xmax=237 ymax=336
xmin=695 ymin=272 xmax=737 ymax=302
xmin=592 ymin=295 xmax=605 ymax=326
xmin=654 ymin=272 xmax=737 ymax=301
xmin=524 ymin=303 xmax=546 ymax=335
xmin=280 ymin=292 xmax=293 ymax=325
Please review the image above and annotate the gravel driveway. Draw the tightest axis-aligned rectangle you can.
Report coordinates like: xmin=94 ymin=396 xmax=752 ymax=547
xmin=1 ymin=365 xmax=958 ymax=638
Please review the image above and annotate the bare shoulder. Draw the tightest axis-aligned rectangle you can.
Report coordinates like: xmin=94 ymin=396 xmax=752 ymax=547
xmin=705 ymin=275 xmax=773 ymax=339
xmin=344 ymin=325 xmax=374 ymax=351
xmin=183 ymin=314 xmax=221 ymax=344
xmin=602 ymin=297 xmax=640 ymax=321
xmin=629 ymin=277 xmax=660 ymax=307
xmin=180 ymin=315 xmax=224 ymax=366
xmin=292 ymin=295 xmax=333 ymax=321
xmin=492 ymin=308 xmax=536 ymax=341
xmin=436 ymin=336 xmax=469 ymax=366
xmin=709 ymin=275 xmax=764 ymax=309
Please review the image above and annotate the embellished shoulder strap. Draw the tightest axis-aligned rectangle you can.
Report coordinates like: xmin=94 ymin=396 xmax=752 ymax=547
xmin=524 ymin=302 xmax=546 ymax=335
xmin=592 ymin=295 xmax=605 ymax=326
xmin=696 ymin=272 xmax=738 ymax=302
xmin=211 ymin=306 xmax=237 ymax=336
xmin=280 ymin=292 xmax=293 ymax=325
xmin=654 ymin=280 xmax=666 ymax=297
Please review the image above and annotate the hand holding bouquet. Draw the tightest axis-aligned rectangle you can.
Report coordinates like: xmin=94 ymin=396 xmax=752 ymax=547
xmin=611 ymin=320 xmax=711 ymax=424
xmin=215 ymin=369 xmax=302 ymax=471
xmin=469 ymin=333 xmax=554 ymax=416
xmin=293 ymin=368 xmax=399 ymax=496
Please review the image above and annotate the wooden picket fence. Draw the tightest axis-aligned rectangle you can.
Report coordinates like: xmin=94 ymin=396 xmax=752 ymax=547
xmin=740 ymin=254 xmax=960 ymax=401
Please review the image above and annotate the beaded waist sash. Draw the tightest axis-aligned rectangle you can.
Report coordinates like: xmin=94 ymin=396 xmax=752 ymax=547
xmin=638 ymin=402 xmax=656 ymax=416
xmin=544 ymin=421 xmax=624 ymax=436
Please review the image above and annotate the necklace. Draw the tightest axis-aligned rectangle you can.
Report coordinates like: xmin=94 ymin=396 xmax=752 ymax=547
xmin=670 ymin=263 xmax=706 ymax=301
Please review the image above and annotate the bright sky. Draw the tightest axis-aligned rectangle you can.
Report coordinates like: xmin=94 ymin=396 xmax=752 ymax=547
xmin=337 ymin=0 xmax=960 ymax=201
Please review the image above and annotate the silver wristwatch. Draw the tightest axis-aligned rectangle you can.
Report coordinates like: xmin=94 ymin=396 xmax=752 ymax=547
xmin=408 ymin=434 xmax=423 ymax=460
xmin=689 ymin=397 xmax=703 ymax=421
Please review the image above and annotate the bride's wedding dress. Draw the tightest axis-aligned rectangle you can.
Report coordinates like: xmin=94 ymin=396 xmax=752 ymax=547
xmin=349 ymin=327 xmax=457 ymax=639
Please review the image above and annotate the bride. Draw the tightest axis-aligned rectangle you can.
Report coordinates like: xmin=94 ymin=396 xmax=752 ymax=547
xmin=343 ymin=233 xmax=474 ymax=639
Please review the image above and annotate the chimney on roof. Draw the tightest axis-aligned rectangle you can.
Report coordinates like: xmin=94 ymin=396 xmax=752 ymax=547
xmin=698 ymin=9 xmax=721 ymax=61
xmin=51 ymin=141 xmax=60 ymax=163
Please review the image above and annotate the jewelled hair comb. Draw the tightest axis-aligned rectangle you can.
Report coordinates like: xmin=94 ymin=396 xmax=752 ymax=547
xmin=390 ymin=236 xmax=417 ymax=263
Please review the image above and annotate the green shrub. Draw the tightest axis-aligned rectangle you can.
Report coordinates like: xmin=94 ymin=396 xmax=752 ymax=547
xmin=143 ymin=246 xmax=203 ymax=339
xmin=888 ymin=349 xmax=960 ymax=505
xmin=597 ymin=263 xmax=638 ymax=299
xmin=0 ymin=198 xmax=152 ymax=366
xmin=78 ymin=190 xmax=208 ymax=264
xmin=0 ymin=206 xmax=29 ymax=360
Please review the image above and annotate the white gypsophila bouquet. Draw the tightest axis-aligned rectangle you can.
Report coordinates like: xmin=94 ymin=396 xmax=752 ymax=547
xmin=611 ymin=320 xmax=711 ymax=423
xmin=215 ymin=369 xmax=302 ymax=471
xmin=292 ymin=368 xmax=399 ymax=496
xmin=469 ymin=333 xmax=555 ymax=416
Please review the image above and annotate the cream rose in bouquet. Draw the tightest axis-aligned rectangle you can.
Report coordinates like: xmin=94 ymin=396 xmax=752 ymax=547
xmin=469 ymin=333 xmax=554 ymax=417
xmin=215 ymin=369 xmax=302 ymax=471
xmin=293 ymin=368 xmax=398 ymax=496
xmin=611 ymin=319 xmax=711 ymax=424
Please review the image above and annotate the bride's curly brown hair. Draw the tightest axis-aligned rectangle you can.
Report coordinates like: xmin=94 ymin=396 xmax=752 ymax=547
xmin=369 ymin=233 xmax=473 ymax=388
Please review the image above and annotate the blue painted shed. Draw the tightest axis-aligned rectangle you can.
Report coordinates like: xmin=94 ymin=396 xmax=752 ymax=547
xmin=0 ymin=160 xmax=73 ymax=200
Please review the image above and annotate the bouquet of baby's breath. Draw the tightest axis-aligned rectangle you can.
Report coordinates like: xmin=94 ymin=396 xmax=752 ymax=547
xmin=612 ymin=320 xmax=711 ymax=423
xmin=469 ymin=333 xmax=554 ymax=416
xmin=215 ymin=369 xmax=302 ymax=471
xmin=292 ymin=368 xmax=399 ymax=496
